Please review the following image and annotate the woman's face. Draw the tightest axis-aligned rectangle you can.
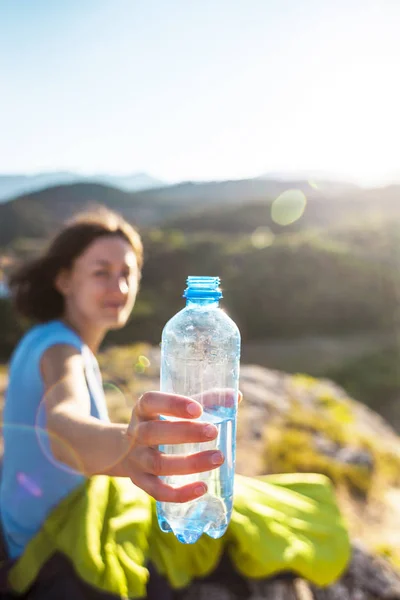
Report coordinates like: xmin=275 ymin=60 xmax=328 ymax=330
xmin=57 ymin=235 xmax=139 ymax=331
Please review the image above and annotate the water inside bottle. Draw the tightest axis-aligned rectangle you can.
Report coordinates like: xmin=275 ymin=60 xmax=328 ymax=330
xmin=158 ymin=405 xmax=236 ymax=544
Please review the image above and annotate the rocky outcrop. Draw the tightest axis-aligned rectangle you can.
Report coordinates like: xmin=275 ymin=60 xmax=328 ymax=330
xmin=174 ymin=545 xmax=400 ymax=600
xmin=236 ymin=365 xmax=400 ymax=483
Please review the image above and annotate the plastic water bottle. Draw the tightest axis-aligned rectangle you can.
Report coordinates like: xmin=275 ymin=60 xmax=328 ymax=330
xmin=156 ymin=276 xmax=241 ymax=544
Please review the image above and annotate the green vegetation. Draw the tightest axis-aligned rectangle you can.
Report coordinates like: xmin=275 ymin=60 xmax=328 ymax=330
xmin=101 ymin=227 xmax=399 ymax=349
xmin=326 ymin=345 xmax=400 ymax=412
xmin=2 ymin=224 xmax=400 ymax=429
xmin=2 ymin=181 xmax=400 ymax=430
xmin=263 ymin=374 xmax=400 ymax=498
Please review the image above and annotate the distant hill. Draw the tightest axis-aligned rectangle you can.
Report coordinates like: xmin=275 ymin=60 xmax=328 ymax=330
xmin=133 ymin=177 xmax=327 ymax=205
xmin=1 ymin=177 xmax=400 ymax=249
xmin=0 ymin=182 xmax=177 ymax=247
xmin=163 ymin=183 xmax=400 ymax=234
xmin=258 ymin=170 xmax=360 ymax=192
xmin=0 ymin=171 xmax=164 ymax=203
xmin=115 ymin=179 xmax=400 ymax=232
xmin=0 ymin=178 xmax=326 ymax=248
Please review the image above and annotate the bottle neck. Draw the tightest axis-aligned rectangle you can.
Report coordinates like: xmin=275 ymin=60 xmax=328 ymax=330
xmin=185 ymin=298 xmax=220 ymax=308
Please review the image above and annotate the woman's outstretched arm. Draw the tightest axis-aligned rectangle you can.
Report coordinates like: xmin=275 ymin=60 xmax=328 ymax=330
xmin=41 ymin=344 xmax=223 ymax=503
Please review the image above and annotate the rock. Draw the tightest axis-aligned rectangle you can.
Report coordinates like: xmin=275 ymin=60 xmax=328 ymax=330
xmin=312 ymin=435 xmax=375 ymax=471
xmin=173 ymin=544 xmax=400 ymax=600
xmin=334 ymin=447 xmax=374 ymax=470
xmin=311 ymin=544 xmax=400 ymax=599
xmin=236 ymin=366 xmax=400 ymax=492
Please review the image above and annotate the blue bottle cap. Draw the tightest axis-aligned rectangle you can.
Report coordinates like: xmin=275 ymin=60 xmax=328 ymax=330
xmin=183 ymin=276 xmax=223 ymax=300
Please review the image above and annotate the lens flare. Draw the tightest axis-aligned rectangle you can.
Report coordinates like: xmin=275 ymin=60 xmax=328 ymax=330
xmin=271 ymin=189 xmax=307 ymax=226
xmin=103 ymin=380 xmax=134 ymax=437
xmin=17 ymin=472 xmax=42 ymax=497
xmin=103 ymin=380 xmax=131 ymax=413
xmin=138 ymin=355 xmax=151 ymax=368
xmin=134 ymin=354 xmax=151 ymax=373
xmin=250 ymin=227 xmax=275 ymax=249
xmin=35 ymin=386 xmax=87 ymax=474
xmin=1 ymin=422 xmax=84 ymax=477
xmin=35 ymin=424 xmax=86 ymax=475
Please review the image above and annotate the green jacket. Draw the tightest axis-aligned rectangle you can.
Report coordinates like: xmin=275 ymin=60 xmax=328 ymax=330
xmin=8 ymin=472 xmax=350 ymax=599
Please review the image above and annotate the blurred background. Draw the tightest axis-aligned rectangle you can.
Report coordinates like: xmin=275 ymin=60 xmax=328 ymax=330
xmin=1 ymin=0 xmax=400 ymax=572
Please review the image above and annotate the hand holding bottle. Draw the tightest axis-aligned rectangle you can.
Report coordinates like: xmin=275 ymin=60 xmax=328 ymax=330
xmin=126 ymin=388 xmax=241 ymax=504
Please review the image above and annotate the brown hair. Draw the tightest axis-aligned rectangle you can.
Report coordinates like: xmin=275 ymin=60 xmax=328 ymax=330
xmin=9 ymin=207 xmax=143 ymax=322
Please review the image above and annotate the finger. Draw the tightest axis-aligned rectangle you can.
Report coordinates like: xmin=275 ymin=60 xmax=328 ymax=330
xmin=130 ymin=419 xmax=218 ymax=446
xmin=133 ymin=447 xmax=224 ymax=477
xmin=192 ymin=388 xmax=241 ymax=409
xmin=134 ymin=391 xmax=203 ymax=420
xmin=132 ymin=473 xmax=208 ymax=503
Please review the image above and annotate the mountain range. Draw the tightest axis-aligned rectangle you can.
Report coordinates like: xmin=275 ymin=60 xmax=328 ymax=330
xmin=0 ymin=175 xmax=400 ymax=249
xmin=0 ymin=172 xmax=164 ymax=203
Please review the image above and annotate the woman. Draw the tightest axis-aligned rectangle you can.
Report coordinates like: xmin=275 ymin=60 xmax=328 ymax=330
xmin=0 ymin=207 xmax=224 ymax=597
xmin=0 ymin=207 xmax=350 ymax=599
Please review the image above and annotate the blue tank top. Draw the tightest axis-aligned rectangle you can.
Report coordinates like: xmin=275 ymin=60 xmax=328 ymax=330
xmin=0 ymin=320 xmax=110 ymax=558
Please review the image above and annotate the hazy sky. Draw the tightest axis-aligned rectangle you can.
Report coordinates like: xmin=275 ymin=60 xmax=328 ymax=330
xmin=1 ymin=0 xmax=399 ymax=184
